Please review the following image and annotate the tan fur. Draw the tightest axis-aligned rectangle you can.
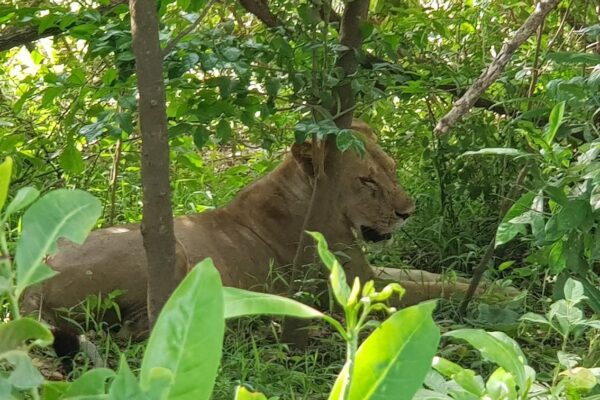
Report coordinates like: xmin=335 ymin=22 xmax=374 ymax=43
xmin=22 ymin=120 xmax=485 ymax=336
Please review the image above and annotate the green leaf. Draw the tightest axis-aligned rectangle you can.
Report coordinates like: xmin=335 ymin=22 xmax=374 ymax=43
xmin=413 ymin=388 xmax=453 ymax=400
xmin=0 ymin=156 xmax=12 ymax=211
xmin=547 ymin=52 xmax=600 ymax=65
xmin=486 ymin=367 xmax=517 ymax=400
xmin=223 ymin=287 xmax=323 ymax=319
xmin=555 ymin=200 xmax=592 ymax=231
xmin=62 ymin=368 xmax=115 ymax=397
xmin=462 ymin=148 xmax=528 ymax=157
xmin=307 ymin=231 xmax=350 ymax=306
xmin=42 ymin=381 xmax=71 ymax=400
xmin=59 ymin=143 xmax=85 ymax=174
xmin=432 ymin=357 xmax=484 ymax=396
xmin=140 ymin=258 xmax=224 ymax=400
xmin=329 ymin=301 xmax=440 ymax=400
xmin=444 ymin=330 xmax=529 ymax=392
xmin=563 ymin=278 xmax=586 ymax=303
xmin=495 ymin=192 xmax=535 ymax=247
xmin=216 ymin=119 xmax=232 ymax=143
xmin=234 ymin=386 xmax=268 ymax=400
xmin=520 ymin=313 xmax=550 ymax=325
xmin=0 ymin=318 xmax=53 ymax=353
xmin=3 ymin=350 xmax=44 ymax=390
xmin=193 ymin=125 xmax=209 ymax=149
xmin=4 ymin=187 xmax=39 ymax=218
xmin=545 ymin=101 xmax=566 ymax=144
xmin=15 ymin=189 xmax=102 ymax=297
xmin=222 ymin=47 xmax=241 ymax=62
xmin=548 ymin=240 xmax=567 ymax=274
xmin=108 ymin=356 xmax=145 ymax=400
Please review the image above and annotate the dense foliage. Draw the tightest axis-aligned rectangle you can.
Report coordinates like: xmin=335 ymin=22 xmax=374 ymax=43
xmin=0 ymin=0 xmax=599 ymax=398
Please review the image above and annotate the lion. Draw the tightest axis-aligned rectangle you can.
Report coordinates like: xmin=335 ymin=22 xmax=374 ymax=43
xmin=22 ymin=120 xmax=479 ymax=343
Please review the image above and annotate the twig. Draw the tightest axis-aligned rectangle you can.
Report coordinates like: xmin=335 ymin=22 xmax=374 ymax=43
xmin=107 ymin=139 xmax=123 ymax=226
xmin=434 ymin=0 xmax=561 ymax=135
xmin=161 ymin=0 xmax=216 ymax=58
xmin=458 ymin=166 xmax=529 ymax=316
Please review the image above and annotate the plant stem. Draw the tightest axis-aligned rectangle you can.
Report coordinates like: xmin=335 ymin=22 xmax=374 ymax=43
xmin=0 ymin=223 xmax=19 ymax=319
xmin=341 ymin=329 xmax=358 ymax=400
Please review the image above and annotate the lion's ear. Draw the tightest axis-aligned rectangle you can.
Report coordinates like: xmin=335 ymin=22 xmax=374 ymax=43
xmin=291 ymin=142 xmax=314 ymax=177
xmin=351 ymin=119 xmax=377 ymax=142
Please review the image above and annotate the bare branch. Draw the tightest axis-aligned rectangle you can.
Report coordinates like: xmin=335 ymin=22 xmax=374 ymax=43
xmin=434 ymin=0 xmax=561 ymax=135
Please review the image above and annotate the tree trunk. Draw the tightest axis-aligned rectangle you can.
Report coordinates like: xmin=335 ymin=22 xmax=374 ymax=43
xmin=129 ymin=0 xmax=178 ymax=328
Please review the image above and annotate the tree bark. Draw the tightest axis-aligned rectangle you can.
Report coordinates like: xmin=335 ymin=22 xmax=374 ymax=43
xmin=282 ymin=0 xmax=370 ymax=346
xmin=434 ymin=0 xmax=561 ymax=135
xmin=129 ymin=0 xmax=178 ymax=328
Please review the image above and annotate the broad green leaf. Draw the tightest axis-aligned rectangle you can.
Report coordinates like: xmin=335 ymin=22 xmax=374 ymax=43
xmin=0 ymin=156 xmax=12 ymax=210
xmin=193 ymin=125 xmax=209 ymax=149
xmin=59 ymin=143 xmax=85 ymax=175
xmin=234 ymin=386 xmax=268 ymax=400
xmin=216 ymin=119 xmax=232 ymax=143
xmin=413 ymin=389 xmax=453 ymax=400
xmin=444 ymin=330 xmax=528 ymax=392
xmin=140 ymin=258 xmax=224 ymax=400
xmin=329 ymin=301 xmax=440 ymax=400
xmin=15 ymin=189 xmax=102 ymax=297
xmin=432 ymin=357 xmax=484 ymax=396
xmin=144 ymin=367 xmax=174 ymax=400
xmin=556 ymin=200 xmax=592 ymax=231
xmin=4 ymin=350 xmax=44 ymax=390
xmin=519 ymin=313 xmax=550 ymax=325
xmin=432 ymin=357 xmax=464 ymax=377
xmin=563 ymin=278 xmax=586 ymax=303
xmin=4 ymin=187 xmax=39 ymax=218
xmin=223 ymin=287 xmax=323 ymax=319
xmin=462 ymin=148 xmax=528 ymax=157
xmin=545 ymin=101 xmax=566 ymax=144
xmin=486 ymin=367 xmax=517 ymax=400
xmin=42 ymin=381 xmax=71 ymax=400
xmin=560 ymin=368 xmax=597 ymax=391
xmin=548 ymin=240 xmax=567 ymax=274
xmin=0 ymin=318 xmax=53 ymax=353
xmin=108 ymin=356 xmax=145 ymax=400
xmin=495 ymin=192 xmax=535 ymax=247
xmin=222 ymin=47 xmax=241 ymax=61
xmin=544 ymin=185 xmax=568 ymax=206
xmin=580 ymin=279 xmax=600 ymax=314
xmin=62 ymin=368 xmax=115 ymax=397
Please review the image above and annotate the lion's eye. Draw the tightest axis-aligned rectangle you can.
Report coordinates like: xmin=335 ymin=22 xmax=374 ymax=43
xmin=359 ymin=176 xmax=378 ymax=190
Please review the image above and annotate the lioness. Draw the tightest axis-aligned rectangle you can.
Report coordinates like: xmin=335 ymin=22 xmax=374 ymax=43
xmin=23 ymin=120 xmax=476 ymax=340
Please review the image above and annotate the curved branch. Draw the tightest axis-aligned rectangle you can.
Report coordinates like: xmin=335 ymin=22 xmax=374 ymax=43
xmin=434 ymin=0 xmax=561 ymax=135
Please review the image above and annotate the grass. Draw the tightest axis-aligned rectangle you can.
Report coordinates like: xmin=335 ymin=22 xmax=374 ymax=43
xmin=9 ymin=138 xmax=599 ymax=398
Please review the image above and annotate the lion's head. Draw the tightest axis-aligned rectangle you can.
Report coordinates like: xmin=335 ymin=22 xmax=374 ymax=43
xmin=291 ymin=119 xmax=415 ymax=242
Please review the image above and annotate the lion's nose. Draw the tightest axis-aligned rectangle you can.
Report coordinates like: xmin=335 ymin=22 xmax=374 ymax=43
xmin=395 ymin=211 xmax=411 ymax=220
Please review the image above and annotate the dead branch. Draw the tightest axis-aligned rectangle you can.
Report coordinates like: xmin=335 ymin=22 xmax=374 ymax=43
xmin=434 ymin=0 xmax=561 ymax=135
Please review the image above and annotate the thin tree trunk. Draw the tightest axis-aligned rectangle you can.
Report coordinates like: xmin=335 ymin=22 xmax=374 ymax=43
xmin=129 ymin=0 xmax=178 ymax=328
xmin=282 ymin=0 xmax=370 ymax=346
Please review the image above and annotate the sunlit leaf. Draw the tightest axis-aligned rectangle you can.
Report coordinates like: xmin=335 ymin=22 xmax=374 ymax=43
xmin=140 ymin=258 xmax=224 ymax=400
